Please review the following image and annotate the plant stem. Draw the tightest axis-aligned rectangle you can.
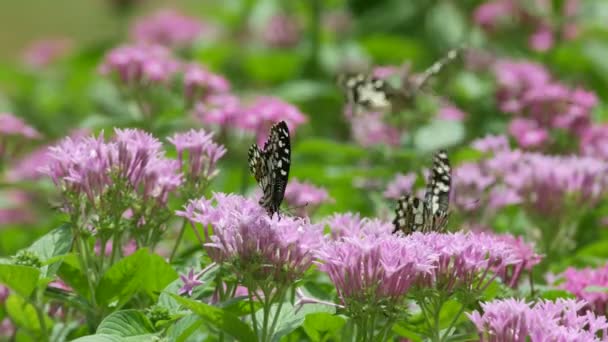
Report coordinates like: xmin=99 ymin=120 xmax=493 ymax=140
xmin=33 ymin=290 xmax=49 ymax=342
xmin=247 ymin=286 xmax=260 ymax=339
xmin=169 ymin=219 xmax=188 ymax=262
xmin=440 ymin=302 xmax=467 ymax=342
xmin=268 ymin=288 xmax=286 ymax=339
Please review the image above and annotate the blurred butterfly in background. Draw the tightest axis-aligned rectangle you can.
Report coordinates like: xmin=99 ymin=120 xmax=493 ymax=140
xmin=248 ymin=121 xmax=291 ymax=218
xmin=392 ymin=149 xmax=452 ymax=234
xmin=337 ymin=47 xmax=462 ymax=116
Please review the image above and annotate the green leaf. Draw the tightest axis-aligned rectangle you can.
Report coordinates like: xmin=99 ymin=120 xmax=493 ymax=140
xmin=71 ymin=334 xmax=157 ymax=342
xmin=0 ymin=264 xmax=40 ymax=297
xmin=585 ymin=286 xmax=608 ymax=293
xmin=425 ymin=1 xmax=467 ymax=48
xmin=539 ymin=289 xmax=576 ymax=301
xmin=413 ymin=119 xmax=465 ymax=152
xmin=169 ymin=293 xmax=256 ymax=341
xmin=27 ymin=224 xmax=72 ymax=278
xmin=166 ymin=314 xmax=205 ymax=342
xmin=97 ymin=310 xmax=155 ymax=336
xmin=302 ymin=313 xmax=346 ymax=342
xmin=57 ymin=254 xmax=89 ymax=298
xmin=139 ymin=252 xmax=178 ymax=299
xmin=6 ymin=294 xmax=50 ymax=333
xmin=96 ymin=249 xmax=148 ymax=307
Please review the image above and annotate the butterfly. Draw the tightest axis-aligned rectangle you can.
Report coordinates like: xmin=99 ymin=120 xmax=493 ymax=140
xmin=248 ymin=121 xmax=291 ymax=217
xmin=338 ymin=47 xmax=462 ymax=115
xmin=392 ymin=150 xmax=452 ymax=234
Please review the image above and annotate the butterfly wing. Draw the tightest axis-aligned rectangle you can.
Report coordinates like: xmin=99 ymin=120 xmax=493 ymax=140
xmin=338 ymin=73 xmax=394 ymax=114
xmin=423 ymin=150 xmax=452 ymax=232
xmin=409 ymin=47 xmax=461 ymax=93
xmin=392 ymin=195 xmax=426 ymax=235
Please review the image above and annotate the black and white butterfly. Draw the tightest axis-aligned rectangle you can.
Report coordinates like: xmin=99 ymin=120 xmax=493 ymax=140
xmin=338 ymin=48 xmax=462 ymax=115
xmin=392 ymin=150 xmax=452 ymax=234
xmin=248 ymin=121 xmax=291 ymax=217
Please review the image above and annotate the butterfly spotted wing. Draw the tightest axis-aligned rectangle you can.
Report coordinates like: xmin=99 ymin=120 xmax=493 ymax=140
xmin=392 ymin=150 xmax=452 ymax=234
xmin=248 ymin=121 xmax=291 ymax=217
xmin=338 ymin=47 xmax=462 ymax=115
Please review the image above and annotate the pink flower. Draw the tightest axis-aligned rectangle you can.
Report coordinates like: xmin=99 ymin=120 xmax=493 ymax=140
xmin=350 ymin=112 xmax=400 ymax=147
xmin=177 ymin=193 xmax=324 ymax=284
xmin=529 ymin=26 xmax=555 ymax=52
xmin=130 ymin=9 xmax=210 ymax=48
xmin=99 ymin=44 xmax=180 ymax=86
xmin=315 ymin=233 xmax=436 ymax=307
xmin=240 ymin=96 xmax=307 ymax=145
xmin=324 ymin=212 xmax=393 ymax=240
xmin=468 ymin=298 xmax=608 ymax=342
xmin=580 ymin=124 xmax=608 ymax=160
xmin=193 ymin=94 xmax=242 ymax=127
xmin=0 ymin=113 xmax=40 ymax=140
xmin=472 ymin=0 xmax=513 ymax=29
xmin=437 ymin=105 xmax=467 ymax=121
xmin=178 ymin=269 xmax=204 ymax=296
xmin=94 ymin=239 xmax=137 ymax=258
xmin=472 ymin=134 xmax=510 ymax=153
xmin=508 ymin=118 xmax=549 ymax=148
xmin=0 ymin=190 xmax=35 ymax=226
xmin=183 ymin=63 xmax=230 ymax=101
xmin=262 ymin=14 xmax=300 ymax=48
xmin=0 ymin=318 xmax=15 ymax=338
xmin=489 ymin=233 xmax=543 ymax=287
xmin=168 ymin=129 xmax=227 ymax=183
xmin=557 ymin=264 xmax=608 ymax=315
xmin=283 ymin=179 xmax=333 ymax=216
xmin=383 ymin=172 xmax=417 ymax=200
xmin=22 ymin=38 xmax=72 ymax=68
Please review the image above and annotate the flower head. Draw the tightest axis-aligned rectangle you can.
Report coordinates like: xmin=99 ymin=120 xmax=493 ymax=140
xmin=22 ymin=38 xmax=72 ymax=69
xmin=0 ymin=113 xmax=40 ymax=140
xmin=178 ymin=193 xmax=324 ymax=285
xmin=468 ymin=298 xmax=608 ymax=342
xmin=183 ymin=63 xmax=230 ymax=101
xmin=262 ymin=14 xmax=300 ymax=48
xmin=193 ymin=93 xmax=242 ymax=127
xmin=99 ymin=44 xmax=180 ymax=86
xmin=283 ymin=179 xmax=333 ymax=217
xmin=168 ymin=129 xmax=227 ymax=187
xmin=557 ymin=264 xmax=608 ymax=315
xmin=350 ymin=112 xmax=400 ymax=147
xmin=178 ymin=269 xmax=204 ymax=296
xmin=384 ymin=172 xmax=417 ymax=200
xmin=130 ymin=9 xmax=210 ymax=48
xmin=324 ymin=212 xmax=393 ymax=240
xmin=240 ymin=96 xmax=307 ymax=145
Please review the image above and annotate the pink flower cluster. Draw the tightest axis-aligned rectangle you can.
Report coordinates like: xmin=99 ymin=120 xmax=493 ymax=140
xmin=283 ymin=179 xmax=333 ymax=217
xmin=42 ymin=129 xmax=182 ymax=207
xmin=319 ymin=214 xmax=537 ymax=306
xmin=183 ymin=63 xmax=230 ymax=101
xmin=99 ymin=44 xmax=180 ymax=86
xmin=452 ymin=136 xmax=608 ymax=215
xmin=493 ymin=60 xmax=598 ymax=149
xmin=349 ymin=111 xmax=400 ymax=147
xmin=468 ymin=298 xmax=607 ymax=342
xmin=178 ymin=193 xmax=324 ymax=283
xmin=262 ymin=14 xmax=301 ymax=49
xmin=383 ymin=172 xmax=417 ymax=199
xmin=130 ymin=9 xmax=210 ymax=48
xmin=242 ymin=96 xmax=308 ymax=145
xmin=473 ymin=0 xmax=580 ymax=51
xmin=557 ymin=264 xmax=608 ymax=315
xmin=168 ymin=129 xmax=226 ymax=183
xmin=0 ymin=113 xmax=40 ymax=140
xmin=22 ymin=38 xmax=72 ymax=69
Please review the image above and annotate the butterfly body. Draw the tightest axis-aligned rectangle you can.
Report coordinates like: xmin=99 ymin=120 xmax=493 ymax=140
xmin=248 ymin=121 xmax=291 ymax=217
xmin=392 ymin=150 xmax=452 ymax=234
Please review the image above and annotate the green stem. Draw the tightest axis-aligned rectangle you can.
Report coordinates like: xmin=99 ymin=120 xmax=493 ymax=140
xmin=440 ymin=302 xmax=466 ymax=342
xmin=304 ymin=0 xmax=322 ymax=77
xmin=169 ymin=219 xmax=188 ymax=263
xmin=247 ymin=286 xmax=260 ymax=339
xmin=33 ymin=290 xmax=49 ymax=342
xmin=261 ymin=292 xmax=271 ymax=342
xmin=268 ymin=288 xmax=287 ymax=339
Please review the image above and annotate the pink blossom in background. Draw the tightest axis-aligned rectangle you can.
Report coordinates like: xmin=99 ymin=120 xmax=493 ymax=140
xmin=0 ymin=113 xmax=40 ymax=140
xmin=241 ymin=96 xmax=307 ymax=145
xmin=528 ymin=25 xmax=555 ymax=52
xmin=350 ymin=112 xmax=400 ymax=147
xmin=557 ymin=264 xmax=608 ymax=315
xmin=508 ymin=118 xmax=549 ymax=148
xmin=324 ymin=212 xmax=393 ymax=240
xmin=99 ymin=44 xmax=180 ymax=86
xmin=471 ymin=134 xmax=510 ymax=153
xmin=437 ymin=105 xmax=467 ymax=121
xmin=322 ymin=10 xmax=352 ymax=36
xmin=472 ymin=0 xmax=514 ymax=30
xmin=130 ymin=9 xmax=209 ymax=48
xmin=0 ymin=286 xmax=9 ymax=304
xmin=284 ymin=179 xmax=333 ymax=216
xmin=183 ymin=63 xmax=230 ymax=101
xmin=48 ymin=278 xmax=73 ymax=292
xmin=178 ymin=193 xmax=324 ymax=283
xmin=193 ymin=94 xmax=242 ymax=127
xmin=468 ymin=298 xmax=608 ymax=341
xmin=580 ymin=124 xmax=608 ymax=160
xmin=94 ymin=239 xmax=137 ymax=258
xmin=168 ymin=129 xmax=227 ymax=182
xmin=490 ymin=233 xmax=543 ymax=287
xmin=262 ymin=14 xmax=300 ymax=48
xmin=383 ymin=172 xmax=417 ymax=200
xmin=22 ymin=38 xmax=72 ymax=68
xmin=0 ymin=318 xmax=15 ymax=338
xmin=0 ymin=190 xmax=35 ymax=226
xmin=452 ymin=162 xmax=495 ymax=212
